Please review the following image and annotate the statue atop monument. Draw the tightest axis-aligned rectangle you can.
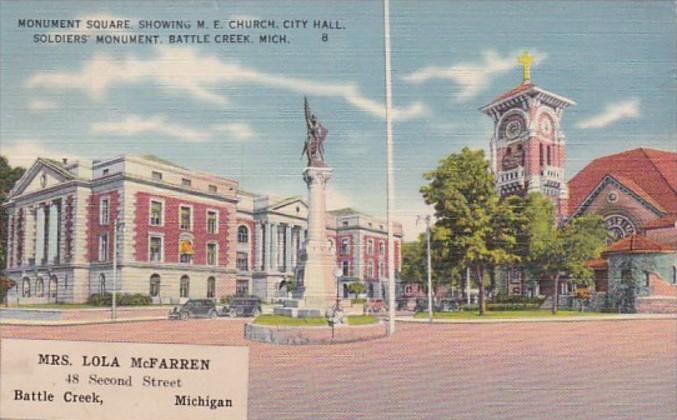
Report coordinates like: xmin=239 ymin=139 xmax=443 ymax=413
xmin=302 ymin=96 xmax=329 ymax=167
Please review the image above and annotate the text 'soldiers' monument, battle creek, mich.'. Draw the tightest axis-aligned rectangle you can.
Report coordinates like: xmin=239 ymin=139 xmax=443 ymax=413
xmin=274 ymin=98 xmax=336 ymax=317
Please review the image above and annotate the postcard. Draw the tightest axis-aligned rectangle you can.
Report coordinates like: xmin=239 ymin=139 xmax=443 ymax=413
xmin=1 ymin=1 xmax=676 ymax=419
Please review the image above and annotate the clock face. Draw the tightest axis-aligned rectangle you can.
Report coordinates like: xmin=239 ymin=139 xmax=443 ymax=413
xmin=539 ymin=115 xmax=554 ymax=137
xmin=604 ymin=214 xmax=636 ymax=243
xmin=503 ymin=118 xmax=524 ymax=140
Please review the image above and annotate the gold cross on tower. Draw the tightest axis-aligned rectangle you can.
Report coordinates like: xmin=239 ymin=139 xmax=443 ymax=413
xmin=518 ymin=51 xmax=534 ymax=82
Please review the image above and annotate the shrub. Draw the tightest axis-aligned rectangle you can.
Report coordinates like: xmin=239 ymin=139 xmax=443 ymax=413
xmin=495 ymin=295 xmax=546 ymax=305
xmin=87 ymin=293 xmax=151 ymax=306
xmin=486 ymin=303 xmax=541 ymax=311
xmin=351 ymin=298 xmax=367 ymax=304
xmin=0 ymin=277 xmax=17 ymax=304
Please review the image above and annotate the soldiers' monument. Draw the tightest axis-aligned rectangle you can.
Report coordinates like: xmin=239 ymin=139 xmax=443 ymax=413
xmin=275 ymin=98 xmax=337 ymax=316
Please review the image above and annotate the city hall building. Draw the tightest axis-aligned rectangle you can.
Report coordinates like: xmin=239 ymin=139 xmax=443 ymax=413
xmin=3 ymin=155 xmax=402 ymax=305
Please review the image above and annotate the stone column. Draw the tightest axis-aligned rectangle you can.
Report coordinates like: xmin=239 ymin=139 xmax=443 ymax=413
xmin=285 ymin=224 xmax=292 ymax=272
xmin=47 ymin=202 xmax=59 ymax=264
xmin=255 ymin=222 xmax=263 ymax=271
xmin=35 ymin=205 xmax=45 ymax=264
xmin=270 ymin=223 xmax=278 ymax=272
xmin=264 ymin=223 xmax=271 ymax=271
xmin=301 ymin=166 xmax=335 ymax=309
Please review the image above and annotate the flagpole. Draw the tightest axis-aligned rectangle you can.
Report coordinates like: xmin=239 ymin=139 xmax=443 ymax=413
xmin=383 ymin=0 xmax=396 ymax=336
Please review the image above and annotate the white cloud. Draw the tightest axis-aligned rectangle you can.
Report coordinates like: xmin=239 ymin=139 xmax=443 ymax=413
xmin=210 ymin=122 xmax=256 ymax=140
xmin=91 ymin=114 xmax=212 ymax=142
xmin=576 ymin=98 xmax=641 ymax=129
xmin=26 ymin=46 xmax=426 ymax=121
xmin=402 ymin=49 xmax=547 ymax=102
xmin=1 ymin=140 xmax=85 ymax=168
xmin=27 ymin=99 xmax=59 ymax=111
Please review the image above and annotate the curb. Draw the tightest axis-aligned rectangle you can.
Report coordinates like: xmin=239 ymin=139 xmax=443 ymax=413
xmin=396 ymin=314 xmax=677 ymax=324
xmin=0 ymin=316 xmax=168 ymax=326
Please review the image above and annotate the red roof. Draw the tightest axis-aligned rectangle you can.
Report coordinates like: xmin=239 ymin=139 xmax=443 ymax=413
xmin=585 ymin=258 xmax=608 ymax=270
xmin=604 ymin=234 xmax=675 ymax=255
xmin=568 ymin=148 xmax=677 ymax=216
xmin=491 ymin=82 xmax=534 ymax=103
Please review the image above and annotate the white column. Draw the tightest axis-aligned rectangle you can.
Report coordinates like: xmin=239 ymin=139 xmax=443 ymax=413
xmin=35 ymin=205 xmax=45 ymax=264
xmin=264 ymin=223 xmax=271 ymax=271
xmin=270 ymin=223 xmax=278 ymax=272
xmin=47 ymin=202 xmax=59 ymax=264
xmin=255 ymin=222 xmax=263 ymax=271
xmin=285 ymin=224 xmax=292 ymax=272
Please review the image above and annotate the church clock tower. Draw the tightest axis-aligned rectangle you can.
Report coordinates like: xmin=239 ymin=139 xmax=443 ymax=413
xmin=480 ymin=52 xmax=575 ymax=220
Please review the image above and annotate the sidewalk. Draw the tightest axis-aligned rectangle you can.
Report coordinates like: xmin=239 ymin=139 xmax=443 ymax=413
xmin=396 ymin=313 xmax=677 ymax=324
xmin=0 ymin=316 xmax=168 ymax=326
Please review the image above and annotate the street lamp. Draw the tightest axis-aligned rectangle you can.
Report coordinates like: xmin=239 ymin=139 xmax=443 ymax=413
xmin=112 ymin=217 xmax=125 ymax=320
xmin=334 ymin=267 xmax=343 ymax=312
xmin=417 ymin=215 xmax=433 ymax=323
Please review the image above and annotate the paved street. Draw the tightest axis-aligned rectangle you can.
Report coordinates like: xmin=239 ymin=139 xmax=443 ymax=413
xmin=2 ymin=319 xmax=675 ymax=419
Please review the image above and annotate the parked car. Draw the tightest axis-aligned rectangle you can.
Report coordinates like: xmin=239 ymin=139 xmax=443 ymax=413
xmin=222 ymin=296 xmax=262 ymax=318
xmin=364 ymin=299 xmax=386 ymax=314
xmin=169 ymin=299 xmax=219 ymax=320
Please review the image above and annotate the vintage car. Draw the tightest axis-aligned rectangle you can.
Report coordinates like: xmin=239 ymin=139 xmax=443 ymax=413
xmin=222 ymin=296 xmax=262 ymax=318
xmin=364 ymin=299 xmax=386 ymax=314
xmin=168 ymin=299 xmax=219 ymax=320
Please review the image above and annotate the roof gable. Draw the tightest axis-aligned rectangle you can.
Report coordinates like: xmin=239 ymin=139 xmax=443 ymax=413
xmin=568 ymin=148 xmax=677 ymax=217
xmin=604 ymin=234 xmax=675 ymax=255
xmin=8 ymin=158 xmax=76 ymax=198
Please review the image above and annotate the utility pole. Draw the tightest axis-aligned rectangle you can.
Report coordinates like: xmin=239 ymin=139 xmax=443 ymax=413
xmin=417 ymin=215 xmax=433 ymax=323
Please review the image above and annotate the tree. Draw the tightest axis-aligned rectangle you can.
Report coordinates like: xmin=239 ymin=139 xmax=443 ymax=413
xmin=0 ymin=156 xmax=26 ymax=272
xmin=421 ymin=148 xmax=521 ymax=315
xmin=527 ymin=214 xmax=607 ymax=314
xmin=401 ymin=238 xmax=425 ymax=284
xmin=347 ymin=282 xmax=365 ymax=299
xmin=401 ymin=231 xmax=462 ymax=296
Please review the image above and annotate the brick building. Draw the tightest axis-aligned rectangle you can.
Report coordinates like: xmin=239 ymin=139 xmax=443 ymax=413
xmin=2 ymin=155 xmax=402 ymax=305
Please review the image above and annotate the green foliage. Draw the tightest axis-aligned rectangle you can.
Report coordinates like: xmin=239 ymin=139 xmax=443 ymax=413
xmin=420 ymin=148 xmax=523 ymax=314
xmin=0 ymin=156 xmax=26 ymax=272
xmin=494 ymin=295 xmax=546 ymax=305
xmin=345 ymin=315 xmax=378 ymax=325
xmin=86 ymin=293 xmax=152 ymax=306
xmin=346 ymin=282 xmax=365 ymax=298
xmin=351 ymin=298 xmax=367 ymax=304
xmin=253 ymin=314 xmax=328 ymax=326
xmin=0 ymin=276 xmax=16 ymax=303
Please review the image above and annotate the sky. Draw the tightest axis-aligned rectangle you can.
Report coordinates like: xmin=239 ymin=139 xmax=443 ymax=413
xmin=1 ymin=0 xmax=675 ymax=240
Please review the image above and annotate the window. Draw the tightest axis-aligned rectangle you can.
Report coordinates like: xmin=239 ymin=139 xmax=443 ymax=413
xmin=644 ymin=271 xmax=651 ymax=287
xmin=547 ymin=145 xmax=552 ymax=166
xmin=208 ymin=185 xmax=218 ymax=194
xmin=182 ymin=178 xmax=192 ymax=187
xmin=22 ymin=277 xmax=30 ymax=297
xmin=379 ymin=241 xmax=385 ymax=256
xmin=100 ymin=197 xmax=110 ymax=225
xmin=152 ymin=171 xmax=163 ymax=180
xmin=149 ymin=236 xmax=163 ymax=262
xmin=99 ymin=273 xmax=106 ymax=294
xmin=207 ymin=210 xmax=218 ymax=234
xmin=236 ymin=252 xmax=249 ymax=271
xmin=207 ymin=277 xmax=216 ymax=298
xmin=341 ymin=238 xmax=350 ymax=255
xmin=673 ymin=266 xmax=677 ymax=284
xmin=150 ymin=200 xmax=163 ymax=226
xmin=102 ymin=168 xmax=109 ymax=175
xmin=180 ymin=276 xmax=190 ymax=298
xmin=98 ymin=233 xmax=109 ymax=262
xmin=49 ymin=275 xmax=58 ymax=298
xmin=379 ymin=261 xmax=385 ymax=279
xmin=237 ymin=226 xmax=249 ymax=243
xmin=539 ymin=143 xmax=544 ymax=166
xmin=342 ymin=260 xmax=350 ymax=276
xmin=328 ymin=239 xmax=334 ymax=252
xmin=180 ymin=206 xmax=192 ymax=230
xmin=367 ymin=262 xmax=374 ymax=278
xmin=342 ymin=221 xmax=349 ymax=226
xmin=206 ymin=243 xmax=217 ymax=266
xmin=367 ymin=239 xmax=374 ymax=256
xmin=179 ymin=238 xmax=193 ymax=264
xmin=149 ymin=274 xmax=161 ymax=297
xmin=35 ymin=277 xmax=44 ymax=297
xmin=236 ymin=280 xmax=248 ymax=296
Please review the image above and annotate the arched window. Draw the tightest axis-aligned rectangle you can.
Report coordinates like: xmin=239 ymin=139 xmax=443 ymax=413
xmin=22 ymin=277 xmax=31 ymax=297
xmin=99 ymin=273 xmax=106 ymax=294
xmin=35 ymin=277 xmax=45 ymax=297
xmin=180 ymin=275 xmax=190 ymax=298
xmin=207 ymin=276 xmax=216 ymax=298
xmin=367 ymin=239 xmax=374 ymax=256
xmin=328 ymin=239 xmax=334 ymax=252
xmin=237 ymin=226 xmax=249 ymax=244
xmin=49 ymin=275 xmax=58 ymax=299
xmin=149 ymin=274 xmax=161 ymax=297
xmin=367 ymin=261 xmax=374 ymax=278
xmin=379 ymin=241 xmax=385 ymax=256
